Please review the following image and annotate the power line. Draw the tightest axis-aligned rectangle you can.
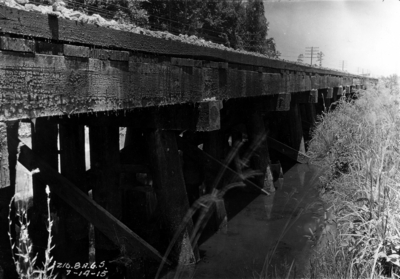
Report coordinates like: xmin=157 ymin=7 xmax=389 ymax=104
xmin=305 ymin=46 xmax=319 ymax=66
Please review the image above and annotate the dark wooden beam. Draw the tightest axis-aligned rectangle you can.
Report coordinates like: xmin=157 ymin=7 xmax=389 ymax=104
xmin=146 ymin=129 xmax=199 ymax=264
xmin=15 ymin=138 xmax=169 ymax=264
xmin=89 ymin=119 xmax=121 ymax=260
xmin=0 ymin=122 xmax=10 ymax=189
xmin=245 ymin=111 xmax=272 ymax=193
xmin=288 ymin=103 xmax=306 ymax=154
xmin=30 ymin=118 xmax=58 ymax=264
xmin=59 ymin=122 xmax=88 ymax=263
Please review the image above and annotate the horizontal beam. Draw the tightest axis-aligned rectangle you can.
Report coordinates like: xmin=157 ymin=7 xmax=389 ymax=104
xmin=0 ymin=5 xmax=376 ymax=81
xmin=16 ymin=138 xmax=170 ymax=265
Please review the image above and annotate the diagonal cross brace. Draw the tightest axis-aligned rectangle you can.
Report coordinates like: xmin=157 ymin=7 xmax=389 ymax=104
xmin=15 ymin=138 xmax=170 ymax=266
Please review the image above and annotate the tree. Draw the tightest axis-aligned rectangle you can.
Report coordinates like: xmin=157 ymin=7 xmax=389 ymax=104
xmin=243 ymin=0 xmax=268 ymax=53
xmin=317 ymin=51 xmax=324 ymax=67
xmin=63 ymin=0 xmax=149 ymax=26
xmin=297 ymin=54 xmax=304 ymax=63
xmin=142 ymin=0 xmax=279 ymax=58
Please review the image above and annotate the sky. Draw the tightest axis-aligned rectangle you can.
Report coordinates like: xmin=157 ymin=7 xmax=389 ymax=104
xmin=264 ymin=0 xmax=400 ymax=77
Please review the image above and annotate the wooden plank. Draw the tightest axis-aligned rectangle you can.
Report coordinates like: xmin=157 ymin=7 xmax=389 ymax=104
xmin=275 ymin=93 xmax=291 ymax=111
xmin=0 ymin=122 xmax=10 ymax=189
xmin=267 ymin=137 xmax=309 ymax=164
xmin=35 ymin=41 xmax=63 ymax=55
xmin=0 ymin=48 xmax=373 ymax=122
xmin=336 ymin=86 xmax=344 ymax=96
xmin=63 ymin=44 xmax=89 ymax=57
xmin=326 ymin=87 xmax=333 ymax=98
xmin=14 ymin=137 xmax=168 ymax=264
xmin=197 ymin=100 xmax=222 ymax=131
xmin=146 ymin=129 xmax=199 ymax=264
xmin=0 ymin=121 xmax=18 ymax=278
xmin=288 ymin=103 xmax=306 ymax=154
xmin=0 ymin=5 xmax=376 ymax=80
xmin=89 ymin=49 xmax=129 ymax=61
xmin=31 ymin=118 xmax=58 ymax=264
xmin=89 ymin=120 xmax=121 ymax=256
xmin=171 ymin=57 xmax=195 ymax=67
xmin=0 ymin=37 xmax=34 ymax=52
xmin=59 ymin=122 xmax=88 ymax=262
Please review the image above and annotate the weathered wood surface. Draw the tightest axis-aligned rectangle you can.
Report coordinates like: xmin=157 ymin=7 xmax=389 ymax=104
xmin=146 ymin=129 xmax=199 ymax=264
xmin=0 ymin=49 xmax=356 ymax=121
xmin=89 ymin=119 xmax=122 ymax=255
xmin=0 ymin=122 xmax=10 ymax=189
xmin=0 ymin=5 xmax=376 ymax=121
xmin=59 ymin=122 xmax=89 ymax=262
xmin=0 ymin=5 xmax=375 ymax=78
xmin=15 ymin=137 xmax=169 ymax=264
xmin=30 ymin=118 xmax=58 ymax=263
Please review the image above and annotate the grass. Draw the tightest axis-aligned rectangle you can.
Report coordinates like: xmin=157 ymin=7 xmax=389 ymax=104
xmin=155 ymin=134 xmax=267 ymax=279
xmin=305 ymin=79 xmax=400 ymax=278
xmin=8 ymin=185 xmax=56 ymax=279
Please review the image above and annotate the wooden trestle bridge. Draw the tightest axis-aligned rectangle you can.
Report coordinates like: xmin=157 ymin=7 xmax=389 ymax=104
xmin=0 ymin=4 xmax=377 ymax=278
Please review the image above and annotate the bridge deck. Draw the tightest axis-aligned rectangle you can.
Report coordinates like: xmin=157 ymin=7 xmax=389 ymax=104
xmin=0 ymin=5 xmax=375 ymax=123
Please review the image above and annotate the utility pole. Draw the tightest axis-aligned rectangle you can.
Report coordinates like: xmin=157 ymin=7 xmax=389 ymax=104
xmin=305 ymin=47 xmax=319 ymax=66
xmin=340 ymin=60 xmax=346 ymax=71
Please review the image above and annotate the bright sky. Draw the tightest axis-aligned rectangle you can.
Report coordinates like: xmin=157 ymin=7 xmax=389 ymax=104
xmin=264 ymin=0 xmax=400 ymax=77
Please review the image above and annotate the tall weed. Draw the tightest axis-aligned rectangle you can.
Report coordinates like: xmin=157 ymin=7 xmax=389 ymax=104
xmin=8 ymin=185 xmax=56 ymax=279
xmin=307 ymin=81 xmax=400 ymax=278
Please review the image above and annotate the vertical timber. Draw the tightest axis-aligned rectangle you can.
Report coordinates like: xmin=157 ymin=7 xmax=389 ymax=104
xmin=146 ymin=129 xmax=199 ymax=265
xmin=30 ymin=118 xmax=59 ymax=264
xmin=0 ymin=122 xmax=18 ymax=279
xmin=245 ymin=112 xmax=273 ymax=193
xmin=59 ymin=122 xmax=89 ymax=262
xmin=89 ymin=118 xmax=121 ymax=261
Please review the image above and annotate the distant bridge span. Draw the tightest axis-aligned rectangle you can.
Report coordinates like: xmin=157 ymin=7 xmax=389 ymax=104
xmin=0 ymin=4 xmax=377 ymax=278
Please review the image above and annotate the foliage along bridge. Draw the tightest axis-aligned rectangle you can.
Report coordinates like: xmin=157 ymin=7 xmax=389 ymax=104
xmin=0 ymin=4 xmax=377 ymax=278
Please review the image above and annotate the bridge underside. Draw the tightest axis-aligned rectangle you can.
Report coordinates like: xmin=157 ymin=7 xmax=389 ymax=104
xmin=0 ymin=4 xmax=377 ymax=278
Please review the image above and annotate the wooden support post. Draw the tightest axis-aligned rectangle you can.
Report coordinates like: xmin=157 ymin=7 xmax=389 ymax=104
xmin=0 ymin=122 xmax=10 ymax=189
xmin=59 ymin=122 xmax=88 ymax=263
xmin=30 ymin=118 xmax=58 ymax=264
xmin=288 ymin=103 xmax=306 ymax=155
xmin=202 ymin=130 xmax=228 ymax=231
xmin=120 ymin=128 xmax=160 ymax=267
xmin=317 ymin=88 xmax=332 ymax=113
xmin=146 ymin=129 xmax=199 ymax=265
xmin=203 ymin=131 xmax=224 ymax=193
xmin=245 ymin=112 xmax=273 ymax=193
xmin=89 ymin=119 xmax=121 ymax=261
xmin=0 ymin=122 xmax=18 ymax=279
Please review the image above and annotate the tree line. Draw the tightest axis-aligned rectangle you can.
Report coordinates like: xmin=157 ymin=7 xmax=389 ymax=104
xmin=63 ymin=0 xmax=280 ymax=58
